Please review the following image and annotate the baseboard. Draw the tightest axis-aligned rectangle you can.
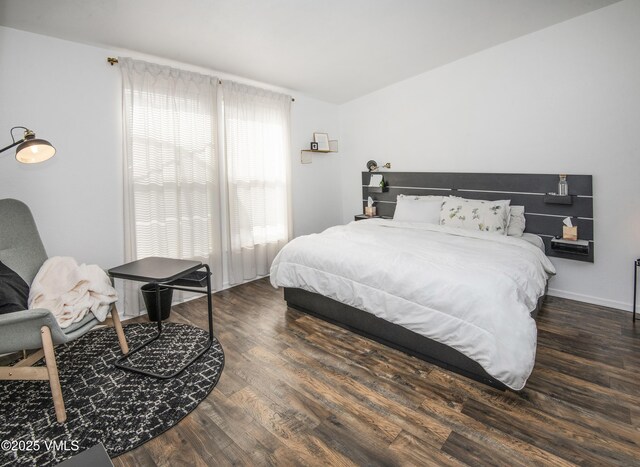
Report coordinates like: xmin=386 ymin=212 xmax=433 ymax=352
xmin=547 ymin=288 xmax=632 ymax=313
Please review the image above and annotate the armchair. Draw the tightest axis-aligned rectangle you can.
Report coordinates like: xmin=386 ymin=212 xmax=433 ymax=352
xmin=0 ymin=199 xmax=128 ymax=423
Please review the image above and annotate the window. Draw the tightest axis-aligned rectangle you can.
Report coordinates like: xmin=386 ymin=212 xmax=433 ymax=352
xmin=120 ymin=58 xmax=291 ymax=311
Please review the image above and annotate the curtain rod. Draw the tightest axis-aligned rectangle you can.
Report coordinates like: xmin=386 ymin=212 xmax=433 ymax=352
xmin=107 ymin=57 xmax=295 ymax=102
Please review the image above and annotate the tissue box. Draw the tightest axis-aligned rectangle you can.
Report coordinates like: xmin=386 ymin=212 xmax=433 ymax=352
xmin=364 ymin=206 xmax=377 ymax=217
xmin=563 ymin=226 xmax=578 ymax=241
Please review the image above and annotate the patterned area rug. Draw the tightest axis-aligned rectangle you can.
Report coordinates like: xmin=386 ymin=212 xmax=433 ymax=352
xmin=0 ymin=323 xmax=224 ymax=467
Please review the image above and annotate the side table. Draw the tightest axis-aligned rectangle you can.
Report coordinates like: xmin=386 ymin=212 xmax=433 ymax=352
xmin=108 ymin=257 xmax=214 ymax=378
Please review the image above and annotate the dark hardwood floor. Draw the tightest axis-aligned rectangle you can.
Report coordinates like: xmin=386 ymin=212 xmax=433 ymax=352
xmin=113 ymin=278 xmax=640 ymax=466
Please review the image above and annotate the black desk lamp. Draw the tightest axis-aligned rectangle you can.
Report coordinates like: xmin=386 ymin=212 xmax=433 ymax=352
xmin=0 ymin=126 xmax=56 ymax=164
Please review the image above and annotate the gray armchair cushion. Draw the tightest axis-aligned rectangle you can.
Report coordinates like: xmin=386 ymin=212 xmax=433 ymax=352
xmin=0 ymin=198 xmax=103 ymax=354
xmin=0 ymin=260 xmax=29 ymax=314
xmin=0 ymin=309 xmax=60 ymax=353
xmin=0 ymin=308 xmax=101 ymax=353
xmin=0 ymin=199 xmax=48 ymax=286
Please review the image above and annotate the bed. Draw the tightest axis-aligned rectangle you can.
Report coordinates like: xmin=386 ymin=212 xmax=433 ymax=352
xmin=270 ymin=172 xmax=593 ymax=390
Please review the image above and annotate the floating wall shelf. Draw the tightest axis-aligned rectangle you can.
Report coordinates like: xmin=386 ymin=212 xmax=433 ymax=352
xmin=543 ymin=194 xmax=573 ymax=205
xmin=300 ymin=140 xmax=338 ymax=164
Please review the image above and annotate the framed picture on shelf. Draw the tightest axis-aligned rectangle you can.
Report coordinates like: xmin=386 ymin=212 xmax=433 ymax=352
xmin=313 ymin=133 xmax=330 ymax=151
xmin=310 ymin=141 xmax=319 ymax=150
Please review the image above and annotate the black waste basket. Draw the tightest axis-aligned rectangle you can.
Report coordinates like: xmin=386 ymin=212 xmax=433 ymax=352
xmin=141 ymin=283 xmax=173 ymax=321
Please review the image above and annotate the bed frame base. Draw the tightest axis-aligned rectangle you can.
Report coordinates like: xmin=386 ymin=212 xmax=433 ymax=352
xmin=284 ymin=287 xmax=519 ymax=391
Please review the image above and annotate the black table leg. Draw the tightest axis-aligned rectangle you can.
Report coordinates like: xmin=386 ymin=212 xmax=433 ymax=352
xmin=156 ymin=282 xmax=162 ymax=333
xmin=205 ymin=263 xmax=213 ymax=338
xmin=114 ymin=265 xmax=215 ymax=379
xmin=634 ymin=259 xmax=638 ymax=323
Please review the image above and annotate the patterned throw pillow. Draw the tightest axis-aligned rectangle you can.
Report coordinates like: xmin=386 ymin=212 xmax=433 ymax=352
xmin=439 ymin=197 xmax=511 ymax=235
xmin=507 ymin=205 xmax=526 ymax=237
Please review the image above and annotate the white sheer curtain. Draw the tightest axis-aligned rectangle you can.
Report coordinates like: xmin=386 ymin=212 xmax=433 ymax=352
xmin=222 ymin=82 xmax=292 ymax=285
xmin=120 ymin=57 xmax=222 ymax=314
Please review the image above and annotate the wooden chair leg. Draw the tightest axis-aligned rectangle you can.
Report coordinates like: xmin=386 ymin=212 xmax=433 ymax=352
xmin=41 ymin=326 xmax=66 ymax=423
xmin=110 ymin=304 xmax=129 ymax=354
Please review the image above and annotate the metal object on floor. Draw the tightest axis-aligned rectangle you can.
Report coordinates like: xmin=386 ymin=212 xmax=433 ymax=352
xmin=108 ymin=257 xmax=214 ymax=379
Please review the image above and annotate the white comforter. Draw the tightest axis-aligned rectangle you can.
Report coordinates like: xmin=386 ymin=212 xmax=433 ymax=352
xmin=270 ymin=219 xmax=556 ymax=390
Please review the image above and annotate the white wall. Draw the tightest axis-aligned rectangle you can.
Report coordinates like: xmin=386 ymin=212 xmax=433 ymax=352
xmin=338 ymin=0 xmax=640 ymax=311
xmin=0 ymin=26 xmax=341 ymax=271
xmin=0 ymin=27 xmax=123 ymax=269
xmin=291 ymin=97 xmax=342 ymax=237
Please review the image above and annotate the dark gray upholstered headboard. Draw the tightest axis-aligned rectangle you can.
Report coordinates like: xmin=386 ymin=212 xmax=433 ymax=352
xmin=361 ymin=172 xmax=594 ymax=262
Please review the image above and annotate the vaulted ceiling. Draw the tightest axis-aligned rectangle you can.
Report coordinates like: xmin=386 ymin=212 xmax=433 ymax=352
xmin=0 ymin=0 xmax=620 ymax=103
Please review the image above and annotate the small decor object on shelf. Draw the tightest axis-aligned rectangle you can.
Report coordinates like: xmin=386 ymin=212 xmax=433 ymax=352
xmin=562 ymin=217 xmax=578 ymax=240
xmin=558 ymin=174 xmax=568 ymax=196
xmin=367 ymin=173 xmax=388 ymax=193
xmin=365 ymin=196 xmax=376 ymax=216
xmin=313 ymin=132 xmax=330 ymax=151
xmin=310 ymin=141 xmax=318 ymax=151
xmin=563 ymin=226 xmax=578 ymax=241
xmin=369 ymin=174 xmax=384 ymax=187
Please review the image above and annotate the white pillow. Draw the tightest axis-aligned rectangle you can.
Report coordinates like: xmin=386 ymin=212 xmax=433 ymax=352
xmin=507 ymin=205 xmax=526 ymax=237
xmin=440 ymin=197 xmax=510 ymax=235
xmin=393 ymin=195 xmax=443 ymax=224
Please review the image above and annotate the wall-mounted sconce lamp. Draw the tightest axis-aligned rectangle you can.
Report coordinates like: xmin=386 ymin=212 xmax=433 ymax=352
xmin=366 ymin=160 xmax=391 ymax=172
xmin=0 ymin=126 xmax=56 ymax=164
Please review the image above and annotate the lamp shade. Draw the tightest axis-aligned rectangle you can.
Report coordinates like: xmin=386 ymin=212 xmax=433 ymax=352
xmin=15 ymin=138 xmax=56 ymax=164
